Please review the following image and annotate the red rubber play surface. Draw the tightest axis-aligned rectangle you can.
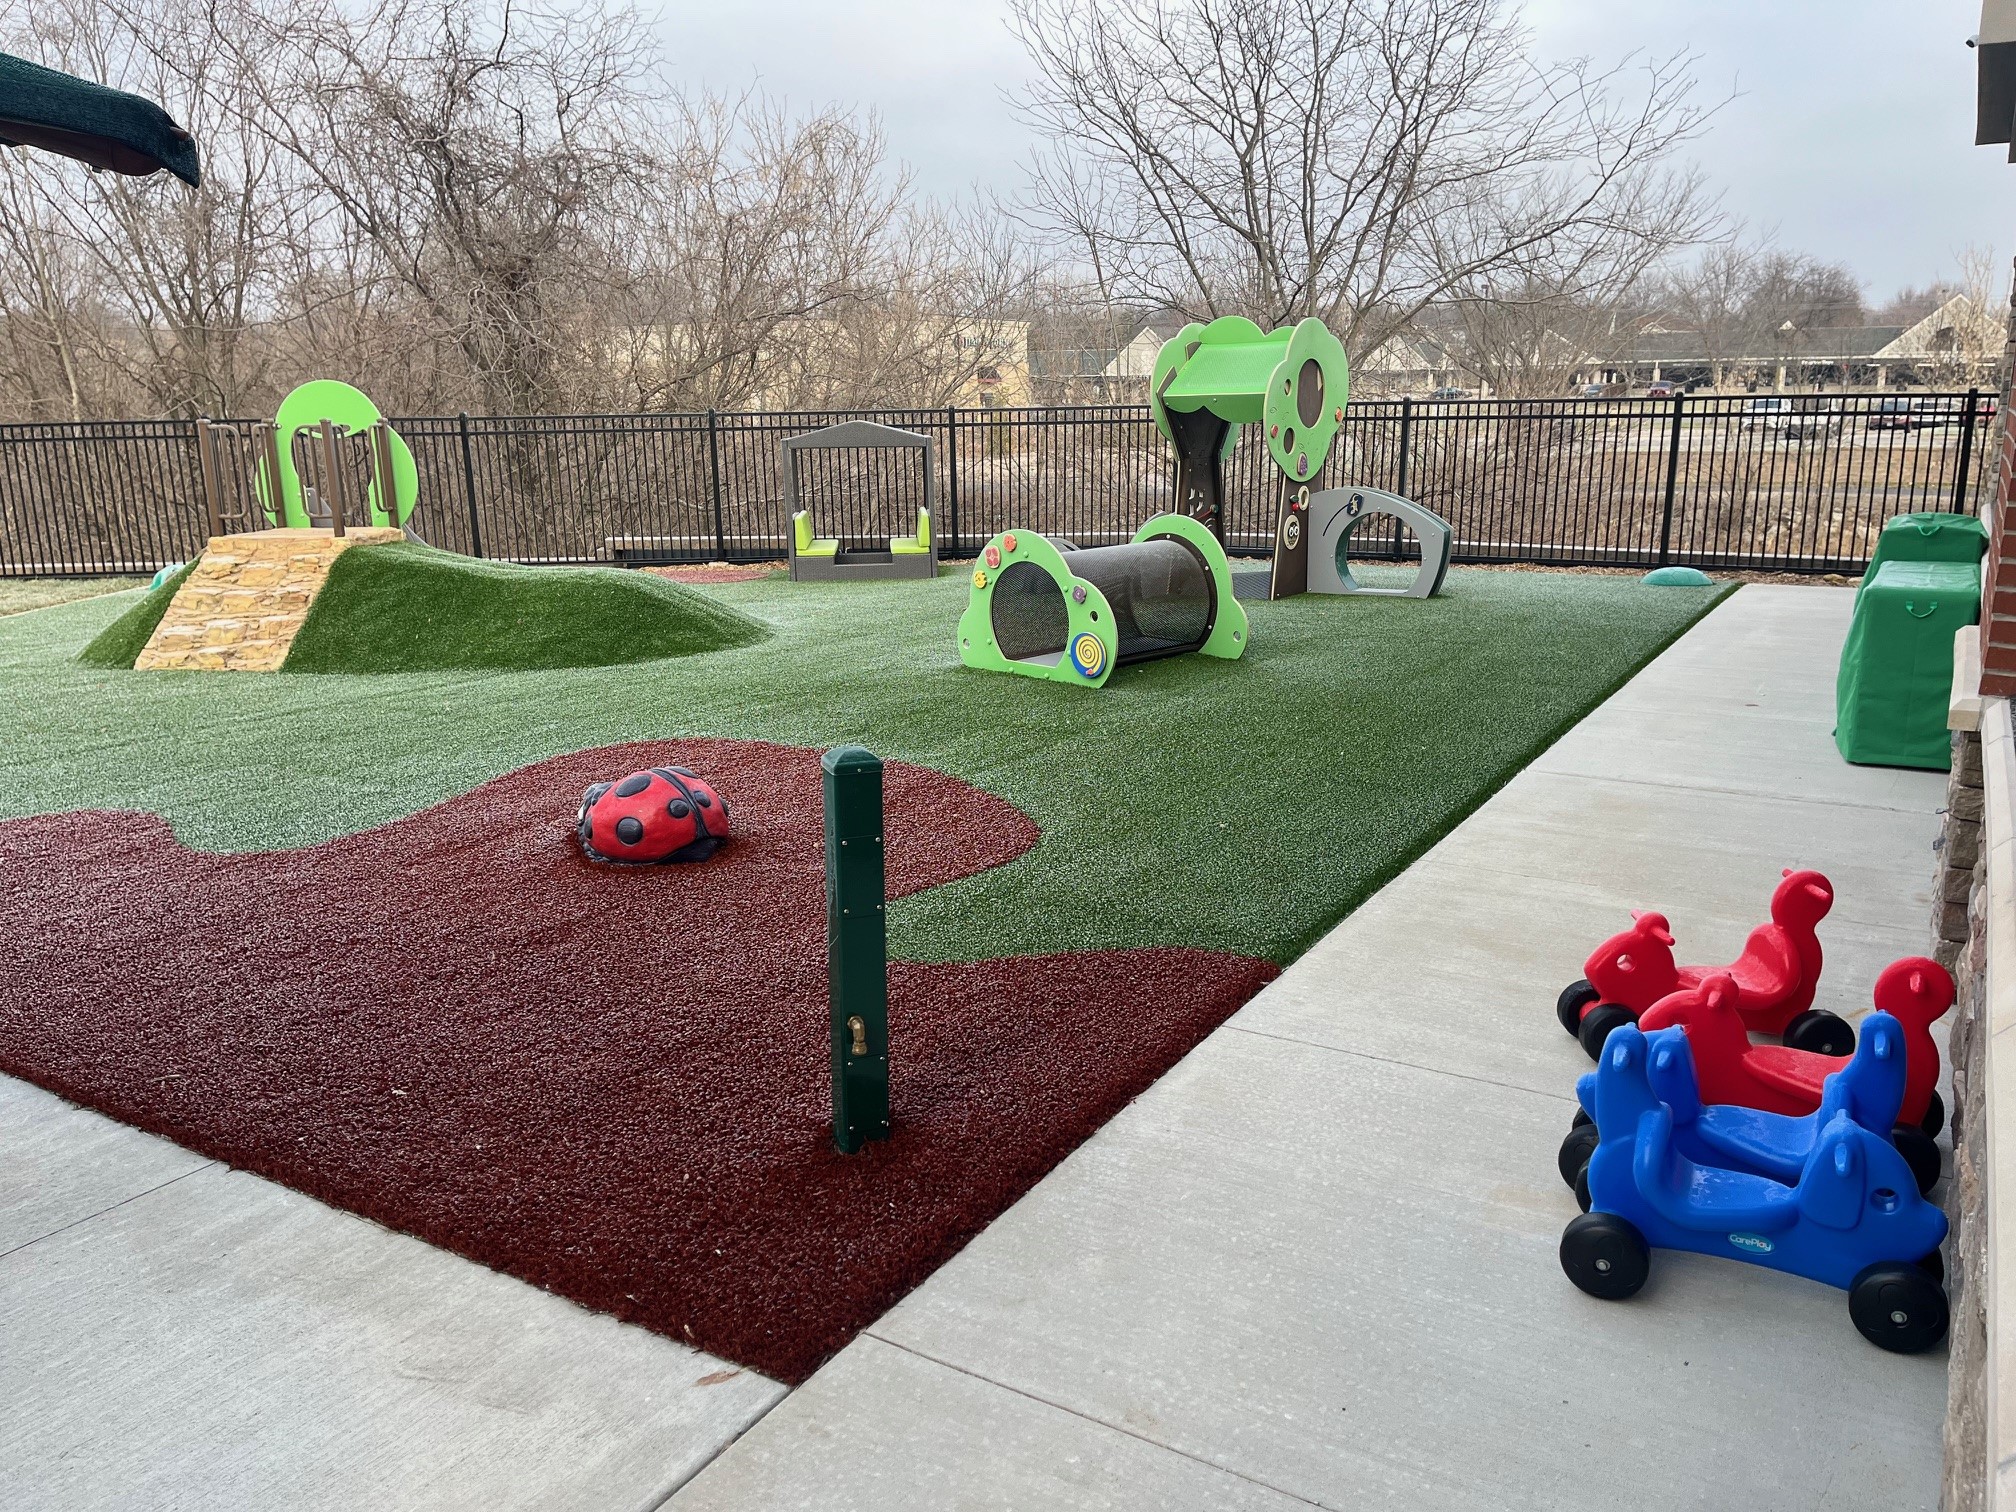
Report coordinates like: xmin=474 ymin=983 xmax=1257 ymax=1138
xmin=0 ymin=741 xmax=1274 ymax=1382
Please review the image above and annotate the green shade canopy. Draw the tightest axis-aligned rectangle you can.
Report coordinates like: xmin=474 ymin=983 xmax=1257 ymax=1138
xmin=0 ymin=51 xmax=199 ymax=187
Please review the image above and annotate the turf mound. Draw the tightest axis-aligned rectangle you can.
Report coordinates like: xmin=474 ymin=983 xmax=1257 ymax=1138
xmin=282 ymin=543 xmax=768 ymax=672
xmin=0 ymin=741 xmax=1275 ymax=1382
xmin=82 ymin=543 xmax=768 ymax=673
xmin=76 ymin=560 xmax=196 ymax=667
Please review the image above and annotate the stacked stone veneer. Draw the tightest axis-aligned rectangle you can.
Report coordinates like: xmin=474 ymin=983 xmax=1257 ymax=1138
xmin=1942 ymin=725 xmax=1990 ymax=1512
xmin=134 ymin=527 xmax=401 ymax=672
xmin=1939 ymin=732 xmax=1988 ymax=975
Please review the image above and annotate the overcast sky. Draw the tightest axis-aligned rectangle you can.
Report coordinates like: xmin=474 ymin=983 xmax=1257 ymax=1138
xmin=658 ymin=0 xmax=2008 ymax=302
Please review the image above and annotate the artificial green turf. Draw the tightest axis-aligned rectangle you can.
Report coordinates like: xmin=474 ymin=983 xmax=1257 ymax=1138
xmin=0 ymin=569 xmax=1730 ymax=965
xmin=284 ymin=543 xmax=770 ymax=672
xmin=0 ymin=576 xmax=150 ymax=618
xmin=76 ymin=562 xmax=196 ymax=667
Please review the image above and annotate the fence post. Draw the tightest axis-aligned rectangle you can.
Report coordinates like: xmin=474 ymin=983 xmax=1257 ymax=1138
xmin=1393 ymin=396 xmax=1414 ymax=560
xmin=457 ymin=412 xmax=484 ymax=558
xmin=1953 ymin=387 xmax=1983 ymax=514
xmin=1396 ymin=396 xmax=1413 ymax=498
xmin=824 ymin=745 xmax=889 ymax=1155
xmin=1656 ymin=392 xmax=1685 ymax=567
xmin=706 ymin=408 xmax=728 ymax=560
xmin=945 ymin=405 xmax=961 ymax=555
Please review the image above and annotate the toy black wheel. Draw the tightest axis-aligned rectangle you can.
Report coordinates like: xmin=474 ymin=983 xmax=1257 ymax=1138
xmin=1917 ymin=1247 xmax=1946 ymax=1286
xmin=1782 ymin=1008 xmax=1855 ymax=1058
xmin=1560 ymin=1212 xmax=1649 ymax=1300
xmin=1571 ymin=1106 xmax=1593 ymax=1129
xmin=1573 ymin=1163 xmax=1592 ymax=1213
xmin=1921 ymin=1088 xmax=1946 ymax=1140
xmin=1558 ymin=1125 xmax=1600 ymax=1189
xmin=1578 ymin=1003 xmax=1636 ymax=1062
xmin=1557 ymin=979 xmax=1599 ymax=1038
xmin=1890 ymin=1124 xmax=1942 ymax=1196
xmin=1848 ymin=1262 xmax=1949 ymax=1353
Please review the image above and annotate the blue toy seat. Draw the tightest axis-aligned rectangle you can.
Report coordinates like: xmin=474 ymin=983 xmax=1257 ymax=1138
xmin=1633 ymin=1106 xmax=1798 ymax=1232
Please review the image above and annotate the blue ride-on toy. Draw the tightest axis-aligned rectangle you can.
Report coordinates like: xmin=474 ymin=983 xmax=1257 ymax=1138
xmin=1560 ymin=1025 xmax=1949 ymax=1353
xmin=1557 ymin=1012 xmax=1942 ymax=1202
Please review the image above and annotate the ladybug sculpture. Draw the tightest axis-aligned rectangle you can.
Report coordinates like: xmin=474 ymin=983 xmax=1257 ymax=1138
xmin=576 ymin=766 xmax=729 ymax=864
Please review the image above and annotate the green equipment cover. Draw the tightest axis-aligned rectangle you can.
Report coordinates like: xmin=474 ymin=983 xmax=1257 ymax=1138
xmin=1862 ymin=512 xmax=1988 ymax=582
xmin=1835 ymin=559 xmax=1980 ymax=770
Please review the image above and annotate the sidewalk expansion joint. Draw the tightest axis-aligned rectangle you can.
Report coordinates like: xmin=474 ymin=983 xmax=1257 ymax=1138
xmin=860 ymin=1335 xmax=1333 ymax=1509
xmin=632 ymin=1384 xmax=792 ymax=1512
xmin=1521 ymin=765 xmax=1939 ymax=816
xmin=1225 ymin=1023 xmax=1579 ymax=1106
xmin=0 ymin=1160 xmax=219 ymax=1264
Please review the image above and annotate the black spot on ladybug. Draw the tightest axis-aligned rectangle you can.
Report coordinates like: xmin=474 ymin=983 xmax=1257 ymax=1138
xmin=614 ymin=773 xmax=652 ymax=799
xmin=669 ymin=767 xmax=696 ymax=777
xmin=615 ymin=816 xmax=645 ymax=845
xmin=667 ymin=799 xmax=691 ymax=819
xmin=584 ymin=782 xmax=612 ymax=808
xmin=694 ymin=791 xmax=713 ymax=808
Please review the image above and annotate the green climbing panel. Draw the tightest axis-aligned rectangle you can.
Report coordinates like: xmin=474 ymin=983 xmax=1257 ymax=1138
xmin=266 ymin=379 xmax=419 ymax=530
xmin=1835 ymin=559 xmax=1981 ymax=770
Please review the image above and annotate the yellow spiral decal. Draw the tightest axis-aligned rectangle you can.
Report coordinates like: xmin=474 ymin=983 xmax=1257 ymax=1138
xmin=1070 ymin=631 xmax=1106 ymax=679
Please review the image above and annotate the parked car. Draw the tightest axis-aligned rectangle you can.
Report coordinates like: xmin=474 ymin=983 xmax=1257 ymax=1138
xmin=1778 ymin=407 xmax=1842 ymax=442
xmin=1740 ymin=395 xmax=1839 ymax=442
xmin=1427 ymin=386 xmax=1471 ymax=401
xmin=1867 ymin=398 xmax=1920 ymax=432
xmin=1645 ymin=380 xmax=1675 ymax=399
xmin=1739 ymin=396 xmax=1792 ymax=431
xmin=1904 ymin=397 xmax=1994 ymax=430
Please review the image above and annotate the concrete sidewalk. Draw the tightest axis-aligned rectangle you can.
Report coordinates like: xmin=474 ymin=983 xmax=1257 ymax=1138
xmin=673 ymin=585 xmax=1952 ymax=1512
xmin=0 ymin=1078 xmax=784 ymax=1510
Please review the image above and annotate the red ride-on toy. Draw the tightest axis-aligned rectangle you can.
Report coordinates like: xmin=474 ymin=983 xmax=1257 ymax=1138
xmin=1636 ymin=957 xmax=1951 ymax=1139
xmin=1556 ymin=868 xmax=1842 ymax=1062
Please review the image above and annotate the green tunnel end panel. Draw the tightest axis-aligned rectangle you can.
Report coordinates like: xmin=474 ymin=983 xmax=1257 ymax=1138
xmin=957 ymin=514 xmax=1248 ymax=689
xmin=958 ymin=530 xmax=1116 ymax=689
xmin=1131 ymin=513 xmax=1248 ymax=659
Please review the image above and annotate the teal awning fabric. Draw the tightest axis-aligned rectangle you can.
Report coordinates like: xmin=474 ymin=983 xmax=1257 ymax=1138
xmin=0 ymin=52 xmax=199 ymax=187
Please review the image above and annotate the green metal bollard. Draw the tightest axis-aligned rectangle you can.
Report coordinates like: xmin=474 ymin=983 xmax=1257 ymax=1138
xmin=823 ymin=745 xmax=889 ymax=1153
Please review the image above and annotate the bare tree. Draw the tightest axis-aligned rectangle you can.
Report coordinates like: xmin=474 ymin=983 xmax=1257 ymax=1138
xmin=1654 ymin=235 xmax=1865 ymax=389
xmin=0 ymin=0 xmax=1040 ymax=421
xmin=1654 ymin=240 xmax=1763 ymax=390
xmin=1010 ymin=0 xmax=1721 ymax=364
xmin=0 ymin=0 xmax=326 ymax=416
xmin=201 ymin=0 xmax=657 ymax=417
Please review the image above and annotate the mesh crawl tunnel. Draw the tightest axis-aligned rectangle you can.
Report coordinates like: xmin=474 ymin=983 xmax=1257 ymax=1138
xmin=957 ymin=515 xmax=1247 ymax=688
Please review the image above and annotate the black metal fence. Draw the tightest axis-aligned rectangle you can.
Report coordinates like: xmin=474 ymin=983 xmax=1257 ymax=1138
xmin=0 ymin=391 xmax=1995 ymax=577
